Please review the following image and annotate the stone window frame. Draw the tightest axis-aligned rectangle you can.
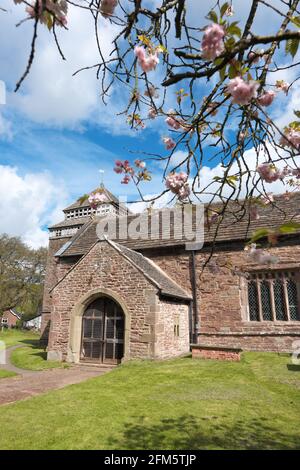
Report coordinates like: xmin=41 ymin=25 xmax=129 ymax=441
xmin=243 ymin=269 xmax=300 ymax=323
xmin=173 ymin=315 xmax=180 ymax=337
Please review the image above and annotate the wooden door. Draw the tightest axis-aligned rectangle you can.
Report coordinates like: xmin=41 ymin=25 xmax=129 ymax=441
xmin=80 ymin=298 xmax=124 ymax=364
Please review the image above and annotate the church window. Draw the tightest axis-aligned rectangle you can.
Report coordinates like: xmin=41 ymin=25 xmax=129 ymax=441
xmin=247 ymin=271 xmax=300 ymax=322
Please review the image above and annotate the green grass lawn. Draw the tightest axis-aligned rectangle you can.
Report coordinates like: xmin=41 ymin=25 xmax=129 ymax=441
xmin=0 ymin=369 xmax=17 ymax=379
xmin=10 ymin=343 xmax=68 ymax=371
xmin=0 ymin=352 xmax=299 ymax=450
xmin=0 ymin=328 xmax=40 ymax=348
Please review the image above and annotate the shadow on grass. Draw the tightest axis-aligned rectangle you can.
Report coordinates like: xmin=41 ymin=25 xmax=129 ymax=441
xmin=109 ymin=415 xmax=300 ymax=450
xmin=16 ymin=339 xmax=47 ymax=361
xmin=287 ymin=364 xmax=300 ymax=372
xmin=19 ymin=339 xmax=45 ymax=349
xmin=18 ymin=339 xmax=47 ymax=360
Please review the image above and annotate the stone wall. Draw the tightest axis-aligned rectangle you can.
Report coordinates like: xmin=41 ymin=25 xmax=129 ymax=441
xmin=155 ymin=298 xmax=190 ymax=359
xmin=48 ymin=240 xmax=190 ymax=362
xmin=41 ymin=236 xmax=80 ymax=344
xmin=145 ymin=240 xmax=300 ymax=352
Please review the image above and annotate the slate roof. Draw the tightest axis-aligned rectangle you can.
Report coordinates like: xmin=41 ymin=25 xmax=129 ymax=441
xmin=57 ymin=192 xmax=300 ymax=257
xmin=106 ymin=238 xmax=191 ymax=300
xmin=49 ymin=186 xmax=130 ymax=230
xmin=49 ymin=217 xmax=90 ymax=230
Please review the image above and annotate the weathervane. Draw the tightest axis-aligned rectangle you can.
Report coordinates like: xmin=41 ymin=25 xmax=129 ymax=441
xmin=99 ymin=169 xmax=105 ymax=188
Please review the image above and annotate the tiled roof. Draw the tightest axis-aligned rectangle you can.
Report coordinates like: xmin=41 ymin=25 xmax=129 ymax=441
xmin=107 ymin=239 xmax=191 ymax=300
xmin=57 ymin=192 xmax=300 ymax=257
xmin=48 ymin=217 xmax=91 ymax=229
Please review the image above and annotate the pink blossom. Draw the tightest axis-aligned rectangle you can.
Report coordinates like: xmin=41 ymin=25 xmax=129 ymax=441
xmin=134 ymin=159 xmax=146 ymax=169
xmin=165 ymin=172 xmax=190 ymax=201
xmin=226 ymin=77 xmax=259 ymax=105
xmin=99 ymin=0 xmax=117 ymax=18
xmin=144 ymin=86 xmax=159 ymax=99
xmin=292 ymin=167 xmax=300 ymax=178
xmin=113 ymin=159 xmax=135 ymax=176
xmin=248 ymin=49 xmax=264 ymax=63
xmin=148 ymin=107 xmax=157 ymax=119
xmin=279 ymin=129 xmax=300 ymax=151
xmin=113 ymin=166 xmax=123 ymax=174
xmin=88 ymin=192 xmax=108 ymax=209
xmin=207 ymin=211 xmax=220 ymax=225
xmin=257 ymin=163 xmax=282 ymax=183
xmin=247 ymin=244 xmax=278 ymax=265
xmin=257 ymin=90 xmax=275 ymax=107
xmin=201 ymin=23 xmax=225 ymax=61
xmin=134 ymin=46 xmax=159 ymax=73
xmin=163 ymin=137 xmax=176 ymax=150
xmin=248 ymin=51 xmax=260 ymax=64
xmin=165 ymin=110 xmax=184 ymax=130
xmin=26 ymin=0 xmax=68 ymax=27
xmin=260 ymin=193 xmax=274 ymax=205
xmin=276 ymin=80 xmax=289 ymax=95
xmin=121 ymin=175 xmax=131 ymax=184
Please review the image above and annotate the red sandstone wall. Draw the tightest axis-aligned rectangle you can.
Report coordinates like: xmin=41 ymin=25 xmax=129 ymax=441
xmin=49 ymin=241 xmax=160 ymax=360
xmin=145 ymin=243 xmax=300 ymax=352
xmin=41 ymin=237 xmax=78 ymax=342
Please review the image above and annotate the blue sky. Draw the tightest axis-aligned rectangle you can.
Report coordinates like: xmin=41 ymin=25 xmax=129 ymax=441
xmin=0 ymin=0 xmax=298 ymax=247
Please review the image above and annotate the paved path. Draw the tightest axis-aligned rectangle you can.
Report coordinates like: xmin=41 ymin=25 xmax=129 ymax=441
xmin=0 ymin=345 xmax=34 ymax=375
xmin=0 ymin=346 xmax=112 ymax=406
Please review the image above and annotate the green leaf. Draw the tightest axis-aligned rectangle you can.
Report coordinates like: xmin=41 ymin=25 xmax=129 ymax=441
xmin=278 ymin=221 xmax=300 ymax=234
xmin=291 ymin=16 xmax=300 ymax=28
xmin=207 ymin=10 xmax=218 ymax=23
xmin=227 ymin=22 xmax=242 ymax=38
xmin=219 ymin=65 xmax=227 ymax=81
xmin=77 ymin=194 xmax=89 ymax=205
xmin=294 ymin=110 xmax=300 ymax=118
xmin=285 ymin=38 xmax=300 ymax=58
xmin=220 ymin=2 xmax=229 ymax=17
xmin=249 ymin=228 xmax=270 ymax=244
xmin=228 ymin=63 xmax=238 ymax=78
xmin=288 ymin=120 xmax=300 ymax=130
xmin=225 ymin=37 xmax=236 ymax=51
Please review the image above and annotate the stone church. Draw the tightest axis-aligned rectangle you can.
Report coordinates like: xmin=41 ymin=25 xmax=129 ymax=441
xmin=41 ymin=186 xmax=300 ymax=364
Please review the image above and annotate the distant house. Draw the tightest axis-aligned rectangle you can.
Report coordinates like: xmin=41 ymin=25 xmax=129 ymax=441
xmin=24 ymin=315 xmax=42 ymax=331
xmin=1 ymin=309 xmax=21 ymax=328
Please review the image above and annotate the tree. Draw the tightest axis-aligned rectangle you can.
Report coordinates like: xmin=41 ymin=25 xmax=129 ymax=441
xmin=0 ymin=234 xmax=47 ymax=315
xmin=6 ymin=1 xmax=300 ymax=258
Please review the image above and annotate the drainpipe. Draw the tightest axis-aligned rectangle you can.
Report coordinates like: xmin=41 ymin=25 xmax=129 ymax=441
xmin=190 ymin=250 xmax=199 ymax=344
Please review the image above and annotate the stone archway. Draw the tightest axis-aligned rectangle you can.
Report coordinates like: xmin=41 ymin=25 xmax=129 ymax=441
xmin=68 ymin=288 xmax=131 ymax=364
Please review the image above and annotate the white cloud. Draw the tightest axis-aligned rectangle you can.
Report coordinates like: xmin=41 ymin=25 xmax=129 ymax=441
xmin=0 ymin=165 xmax=67 ymax=248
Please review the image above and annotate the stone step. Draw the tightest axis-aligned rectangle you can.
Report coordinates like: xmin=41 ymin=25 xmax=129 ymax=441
xmin=73 ymin=362 xmax=117 ymax=371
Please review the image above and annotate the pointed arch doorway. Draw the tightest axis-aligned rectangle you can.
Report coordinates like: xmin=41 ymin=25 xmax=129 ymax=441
xmin=80 ymin=297 xmax=125 ymax=364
